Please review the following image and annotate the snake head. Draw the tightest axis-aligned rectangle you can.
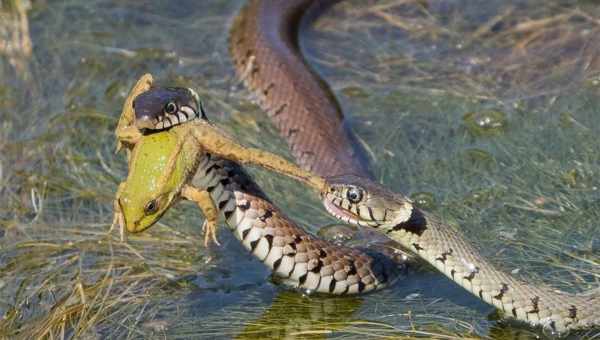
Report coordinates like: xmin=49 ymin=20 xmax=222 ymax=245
xmin=322 ymin=175 xmax=413 ymax=228
xmin=133 ymin=86 xmax=205 ymax=131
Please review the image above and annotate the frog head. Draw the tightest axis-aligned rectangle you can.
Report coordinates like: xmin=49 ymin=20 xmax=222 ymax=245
xmin=117 ymin=129 xmax=189 ymax=233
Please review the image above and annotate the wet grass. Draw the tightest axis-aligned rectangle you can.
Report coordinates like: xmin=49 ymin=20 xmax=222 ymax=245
xmin=1 ymin=0 xmax=599 ymax=338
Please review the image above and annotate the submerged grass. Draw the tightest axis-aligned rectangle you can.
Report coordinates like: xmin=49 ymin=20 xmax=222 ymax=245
xmin=0 ymin=0 xmax=599 ymax=338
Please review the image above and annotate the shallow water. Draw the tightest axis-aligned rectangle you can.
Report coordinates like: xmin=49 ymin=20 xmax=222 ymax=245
xmin=1 ymin=0 xmax=599 ymax=338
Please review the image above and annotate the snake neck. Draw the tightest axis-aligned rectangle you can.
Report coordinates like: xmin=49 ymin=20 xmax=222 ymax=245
xmin=190 ymin=153 xmax=403 ymax=295
xmin=382 ymin=208 xmax=599 ymax=333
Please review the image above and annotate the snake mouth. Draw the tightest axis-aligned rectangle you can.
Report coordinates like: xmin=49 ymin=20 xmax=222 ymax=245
xmin=322 ymin=198 xmax=378 ymax=228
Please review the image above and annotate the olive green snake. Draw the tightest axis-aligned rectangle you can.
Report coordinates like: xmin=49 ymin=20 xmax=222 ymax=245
xmin=132 ymin=0 xmax=599 ymax=334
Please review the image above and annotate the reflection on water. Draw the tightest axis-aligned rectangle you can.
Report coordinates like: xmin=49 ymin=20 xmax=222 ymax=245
xmin=0 ymin=0 xmax=599 ymax=338
xmin=236 ymin=291 xmax=363 ymax=339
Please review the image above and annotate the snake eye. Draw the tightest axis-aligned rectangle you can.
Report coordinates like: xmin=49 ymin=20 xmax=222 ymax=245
xmin=144 ymin=199 xmax=159 ymax=215
xmin=346 ymin=187 xmax=363 ymax=203
xmin=164 ymin=101 xmax=178 ymax=114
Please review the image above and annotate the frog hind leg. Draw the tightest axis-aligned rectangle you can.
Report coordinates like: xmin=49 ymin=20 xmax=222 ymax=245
xmin=181 ymin=185 xmax=220 ymax=247
xmin=115 ymin=73 xmax=154 ymax=154
xmin=110 ymin=74 xmax=155 ymax=240
xmin=188 ymin=122 xmax=326 ymax=192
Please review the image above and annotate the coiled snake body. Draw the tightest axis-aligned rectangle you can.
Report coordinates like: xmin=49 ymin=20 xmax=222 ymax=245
xmin=227 ymin=0 xmax=600 ymax=333
xmin=190 ymin=156 xmax=399 ymax=294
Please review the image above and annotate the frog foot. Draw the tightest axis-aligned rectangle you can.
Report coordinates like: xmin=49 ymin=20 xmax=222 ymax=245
xmin=110 ymin=202 xmax=127 ymax=242
xmin=201 ymin=219 xmax=220 ymax=247
xmin=110 ymin=182 xmax=128 ymax=242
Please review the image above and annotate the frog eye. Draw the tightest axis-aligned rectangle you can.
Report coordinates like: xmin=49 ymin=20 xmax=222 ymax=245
xmin=346 ymin=187 xmax=364 ymax=203
xmin=164 ymin=101 xmax=178 ymax=114
xmin=144 ymin=199 xmax=159 ymax=215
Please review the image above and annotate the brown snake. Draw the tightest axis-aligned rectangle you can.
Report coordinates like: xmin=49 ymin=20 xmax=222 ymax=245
xmin=227 ymin=0 xmax=600 ymax=334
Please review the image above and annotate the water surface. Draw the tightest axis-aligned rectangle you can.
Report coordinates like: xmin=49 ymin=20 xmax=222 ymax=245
xmin=1 ymin=0 xmax=599 ymax=338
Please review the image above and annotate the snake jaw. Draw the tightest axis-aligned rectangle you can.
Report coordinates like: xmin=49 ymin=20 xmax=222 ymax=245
xmin=322 ymin=197 xmax=379 ymax=227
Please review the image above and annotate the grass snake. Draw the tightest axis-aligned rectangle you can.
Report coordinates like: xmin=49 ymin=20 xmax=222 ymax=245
xmin=127 ymin=0 xmax=599 ymax=334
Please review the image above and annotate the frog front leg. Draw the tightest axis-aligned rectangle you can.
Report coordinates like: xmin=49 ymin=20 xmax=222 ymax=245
xmin=109 ymin=181 xmax=128 ymax=242
xmin=181 ymin=185 xmax=221 ymax=247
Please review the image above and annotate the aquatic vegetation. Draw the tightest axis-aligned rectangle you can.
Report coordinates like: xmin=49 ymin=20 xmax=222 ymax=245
xmin=0 ymin=0 xmax=598 ymax=338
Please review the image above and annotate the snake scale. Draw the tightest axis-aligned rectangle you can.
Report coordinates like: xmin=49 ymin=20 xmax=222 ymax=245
xmin=226 ymin=0 xmax=600 ymax=333
xmin=190 ymin=155 xmax=400 ymax=294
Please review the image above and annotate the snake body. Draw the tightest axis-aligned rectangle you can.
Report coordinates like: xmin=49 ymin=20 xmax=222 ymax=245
xmin=230 ymin=0 xmax=370 ymax=179
xmin=395 ymin=214 xmax=599 ymax=332
xmin=402 ymin=211 xmax=599 ymax=332
xmin=189 ymin=155 xmax=400 ymax=294
xmin=326 ymin=176 xmax=600 ymax=333
xmin=227 ymin=0 xmax=600 ymax=333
